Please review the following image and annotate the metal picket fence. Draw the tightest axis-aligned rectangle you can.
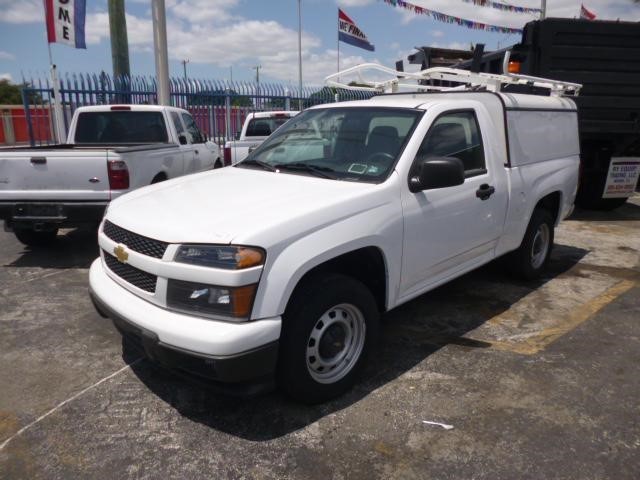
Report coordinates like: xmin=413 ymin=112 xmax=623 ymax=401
xmin=18 ymin=71 xmax=373 ymax=146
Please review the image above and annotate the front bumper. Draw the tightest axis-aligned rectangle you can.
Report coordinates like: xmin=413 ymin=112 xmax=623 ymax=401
xmin=89 ymin=258 xmax=281 ymax=391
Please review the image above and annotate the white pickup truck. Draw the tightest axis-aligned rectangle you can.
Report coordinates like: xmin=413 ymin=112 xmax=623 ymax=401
xmin=0 ymin=104 xmax=221 ymax=246
xmin=89 ymin=69 xmax=580 ymax=403
xmin=223 ymin=111 xmax=297 ymax=165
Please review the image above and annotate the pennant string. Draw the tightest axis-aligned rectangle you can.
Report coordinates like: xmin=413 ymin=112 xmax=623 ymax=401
xmin=460 ymin=0 xmax=541 ymax=15
xmin=380 ymin=0 xmax=526 ymax=34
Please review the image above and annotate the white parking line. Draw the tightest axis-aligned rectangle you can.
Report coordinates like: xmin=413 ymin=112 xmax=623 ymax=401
xmin=0 ymin=359 xmax=141 ymax=451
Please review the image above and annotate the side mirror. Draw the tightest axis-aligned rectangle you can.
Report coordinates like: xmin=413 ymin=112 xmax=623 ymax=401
xmin=409 ymin=157 xmax=465 ymax=193
xmin=178 ymin=134 xmax=188 ymax=145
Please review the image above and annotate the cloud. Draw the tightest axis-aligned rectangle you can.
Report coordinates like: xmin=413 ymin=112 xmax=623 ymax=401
xmin=0 ymin=51 xmax=16 ymax=60
xmin=0 ymin=0 xmax=42 ymax=23
xmin=336 ymin=0 xmax=376 ymax=7
xmin=431 ymin=30 xmax=444 ymax=38
xmin=0 ymin=73 xmax=13 ymax=82
xmin=82 ymin=7 xmax=330 ymax=83
xmin=170 ymin=0 xmax=241 ymax=24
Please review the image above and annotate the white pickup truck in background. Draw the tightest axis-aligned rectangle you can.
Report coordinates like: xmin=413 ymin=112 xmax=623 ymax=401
xmin=89 ymin=65 xmax=581 ymax=403
xmin=223 ymin=111 xmax=298 ymax=165
xmin=0 ymin=104 xmax=221 ymax=246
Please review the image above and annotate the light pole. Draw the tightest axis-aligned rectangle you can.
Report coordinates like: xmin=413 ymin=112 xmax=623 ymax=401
xmin=540 ymin=0 xmax=546 ymax=19
xmin=151 ymin=0 xmax=170 ymax=105
xmin=297 ymin=0 xmax=303 ymax=110
xmin=254 ymin=65 xmax=261 ymax=108
xmin=181 ymin=59 xmax=189 ymax=81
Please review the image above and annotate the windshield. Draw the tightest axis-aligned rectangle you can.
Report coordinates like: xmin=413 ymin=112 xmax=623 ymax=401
xmin=74 ymin=111 xmax=168 ymax=144
xmin=237 ymin=107 xmax=422 ymax=183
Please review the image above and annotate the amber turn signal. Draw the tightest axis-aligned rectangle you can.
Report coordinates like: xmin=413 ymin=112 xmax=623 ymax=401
xmin=507 ymin=61 xmax=521 ymax=74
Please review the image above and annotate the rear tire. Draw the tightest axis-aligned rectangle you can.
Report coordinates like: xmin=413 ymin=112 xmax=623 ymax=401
xmin=14 ymin=228 xmax=58 ymax=247
xmin=507 ymin=209 xmax=554 ymax=280
xmin=277 ymin=273 xmax=379 ymax=404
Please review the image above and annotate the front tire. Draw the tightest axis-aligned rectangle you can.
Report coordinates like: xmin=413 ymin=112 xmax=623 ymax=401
xmin=508 ymin=209 xmax=554 ymax=280
xmin=14 ymin=228 xmax=58 ymax=247
xmin=277 ymin=273 xmax=379 ymax=404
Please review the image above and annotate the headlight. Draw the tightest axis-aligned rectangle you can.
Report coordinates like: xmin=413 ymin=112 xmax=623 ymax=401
xmin=167 ymin=279 xmax=257 ymax=320
xmin=174 ymin=245 xmax=265 ymax=269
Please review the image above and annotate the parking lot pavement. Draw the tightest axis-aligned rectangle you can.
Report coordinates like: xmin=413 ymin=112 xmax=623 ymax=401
xmin=1 ymin=198 xmax=639 ymax=480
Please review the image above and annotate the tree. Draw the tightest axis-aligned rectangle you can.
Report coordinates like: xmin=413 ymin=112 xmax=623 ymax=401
xmin=0 ymin=79 xmax=42 ymax=105
xmin=0 ymin=79 xmax=23 ymax=104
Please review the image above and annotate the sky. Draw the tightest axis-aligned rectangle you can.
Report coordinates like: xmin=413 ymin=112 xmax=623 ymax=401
xmin=0 ymin=0 xmax=639 ymax=87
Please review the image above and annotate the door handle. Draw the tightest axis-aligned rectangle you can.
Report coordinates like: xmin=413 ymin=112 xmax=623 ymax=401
xmin=476 ymin=184 xmax=495 ymax=200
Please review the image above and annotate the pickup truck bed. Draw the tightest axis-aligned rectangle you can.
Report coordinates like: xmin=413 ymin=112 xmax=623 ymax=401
xmin=0 ymin=105 xmax=221 ymax=246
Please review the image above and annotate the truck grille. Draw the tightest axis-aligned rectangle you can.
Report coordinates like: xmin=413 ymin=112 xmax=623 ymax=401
xmin=103 ymin=220 xmax=168 ymax=259
xmin=103 ymin=250 xmax=157 ymax=293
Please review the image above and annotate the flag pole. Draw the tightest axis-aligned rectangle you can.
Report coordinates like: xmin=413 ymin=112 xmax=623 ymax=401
xmin=297 ymin=0 xmax=303 ymax=111
xmin=44 ymin=11 xmax=66 ymax=143
xmin=337 ymin=25 xmax=340 ymax=77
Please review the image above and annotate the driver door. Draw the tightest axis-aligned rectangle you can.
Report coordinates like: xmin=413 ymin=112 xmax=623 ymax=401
xmin=399 ymin=108 xmax=508 ymax=300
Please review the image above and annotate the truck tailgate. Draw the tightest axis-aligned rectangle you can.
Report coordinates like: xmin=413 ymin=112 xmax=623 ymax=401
xmin=0 ymin=149 xmax=111 ymax=201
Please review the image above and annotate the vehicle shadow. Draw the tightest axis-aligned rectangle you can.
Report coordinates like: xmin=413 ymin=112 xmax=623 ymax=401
xmin=5 ymin=229 xmax=99 ymax=269
xmin=123 ymin=242 xmax=589 ymax=441
xmin=568 ymin=200 xmax=640 ymax=222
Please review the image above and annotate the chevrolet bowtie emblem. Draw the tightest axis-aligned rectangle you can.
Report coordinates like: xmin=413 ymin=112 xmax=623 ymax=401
xmin=114 ymin=244 xmax=129 ymax=263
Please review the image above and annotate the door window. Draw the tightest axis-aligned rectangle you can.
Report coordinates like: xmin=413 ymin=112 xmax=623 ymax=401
xmin=171 ymin=112 xmax=185 ymax=137
xmin=181 ymin=113 xmax=204 ymax=144
xmin=418 ymin=111 xmax=486 ymax=177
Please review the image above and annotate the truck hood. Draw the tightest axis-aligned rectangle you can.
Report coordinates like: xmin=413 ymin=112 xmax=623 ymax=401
xmin=106 ymin=167 xmax=385 ymax=245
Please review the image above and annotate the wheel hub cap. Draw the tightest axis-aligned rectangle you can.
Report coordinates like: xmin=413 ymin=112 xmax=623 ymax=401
xmin=306 ymin=303 xmax=366 ymax=384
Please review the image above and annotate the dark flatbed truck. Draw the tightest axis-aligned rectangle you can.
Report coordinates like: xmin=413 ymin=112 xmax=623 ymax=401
xmin=455 ymin=18 xmax=640 ymax=210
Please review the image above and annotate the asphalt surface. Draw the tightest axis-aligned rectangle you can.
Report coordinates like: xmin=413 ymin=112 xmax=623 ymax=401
xmin=1 ymin=197 xmax=639 ymax=479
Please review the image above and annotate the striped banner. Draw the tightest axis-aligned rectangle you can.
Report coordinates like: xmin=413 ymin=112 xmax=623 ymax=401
xmin=45 ymin=0 xmax=86 ymax=49
xmin=339 ymin=9 xmax=375 ymax=52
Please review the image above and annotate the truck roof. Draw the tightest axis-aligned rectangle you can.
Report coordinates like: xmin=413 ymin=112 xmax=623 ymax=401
xmin=309 ymin=91 xmax=577 ymax=112
xmin=74 ymin=105 xmax=188 ymax=114
xmin=245 ymin=111 xmax=298 ymax=119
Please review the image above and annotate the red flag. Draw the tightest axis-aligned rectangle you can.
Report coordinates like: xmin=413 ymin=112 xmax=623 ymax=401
xmin=580 ymin=4 xmax=596 ymax=20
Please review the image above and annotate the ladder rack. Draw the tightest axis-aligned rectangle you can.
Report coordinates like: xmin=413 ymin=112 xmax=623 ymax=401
xmin=325 ymin=52 xmax=582 ymax=97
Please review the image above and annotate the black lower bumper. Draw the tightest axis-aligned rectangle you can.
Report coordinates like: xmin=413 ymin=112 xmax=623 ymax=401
xmin=0 ymin=202 xmax=107 ymax=230
xmin=89 ymin=288 xmax=278 ymax=396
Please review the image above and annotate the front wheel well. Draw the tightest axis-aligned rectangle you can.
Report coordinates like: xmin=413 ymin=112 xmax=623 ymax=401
xmin=288 ymin=247 xmax=387 ymax=314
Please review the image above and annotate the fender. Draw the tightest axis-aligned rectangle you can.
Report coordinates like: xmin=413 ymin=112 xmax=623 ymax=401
xmin=250 ymin=199 xmax=404 ymax=319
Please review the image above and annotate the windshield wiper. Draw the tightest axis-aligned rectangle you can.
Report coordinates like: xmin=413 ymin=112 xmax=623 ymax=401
xmin=274 ymin=163 xmax=337 ymax=180
xmin=237 ymin=158 xmax=278 ymax=172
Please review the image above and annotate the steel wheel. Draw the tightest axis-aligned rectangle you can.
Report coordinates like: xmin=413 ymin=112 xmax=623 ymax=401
xmin=306 ymin=303 xmax=366 ymax=384
xmin=530 ymin=223 xmax=550 ymax=270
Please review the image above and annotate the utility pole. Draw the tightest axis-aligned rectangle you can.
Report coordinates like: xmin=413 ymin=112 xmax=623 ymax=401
xmin=181 ymin=59 xmax=189 ymax=81
xmin=151 ymin=0 xmax=170 ymax=105
xmin=108 ymin=0 xmax=131 ymax=80
xmin=540 ymin=0 xmax=546 ymax=19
